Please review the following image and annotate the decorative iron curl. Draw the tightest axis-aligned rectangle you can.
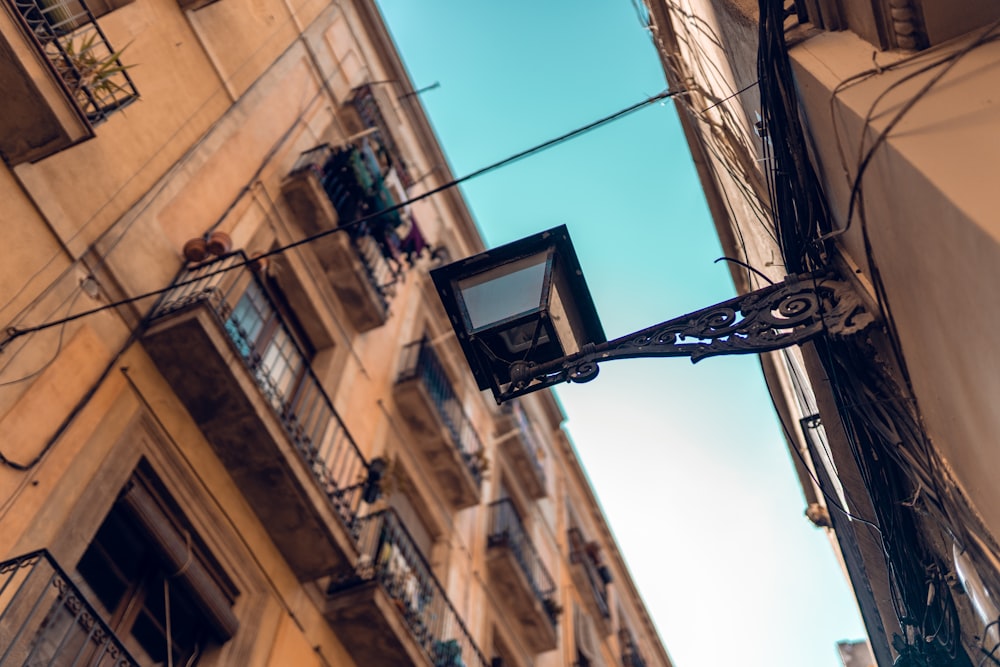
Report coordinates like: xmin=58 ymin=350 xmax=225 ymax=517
xmin=568 ymin=361 xmax=599 ymax=383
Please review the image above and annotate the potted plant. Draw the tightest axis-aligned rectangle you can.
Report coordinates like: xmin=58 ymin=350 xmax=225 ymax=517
xmin=56 ymin=31 xmax=137 ymax=119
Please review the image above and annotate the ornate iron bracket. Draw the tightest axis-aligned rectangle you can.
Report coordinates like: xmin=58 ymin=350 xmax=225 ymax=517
xmin=499 ymin=271 xmax=873 ymax=402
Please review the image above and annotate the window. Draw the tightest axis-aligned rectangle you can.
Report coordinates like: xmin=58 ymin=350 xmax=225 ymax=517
xmin=567 ymin=521 xmax=611 ymax=620
xmin=8 ymin=0 xmax=139 ymax=124
xmin=73 ymin=465 xmax=239 ymax=666
xmin=389 ymin=485 xmax=435 ymax=560
xmin=224 ymin=275 xmax=313 ymax=415
xmin=77 ymin=505 xmax=206 ymax=666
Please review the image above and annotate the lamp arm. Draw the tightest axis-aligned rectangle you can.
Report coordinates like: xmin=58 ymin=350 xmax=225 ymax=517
xmin=500 ymin=271 xmax=873 ymax=402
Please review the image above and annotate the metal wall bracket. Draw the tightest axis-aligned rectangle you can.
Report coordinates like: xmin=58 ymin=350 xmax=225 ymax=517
xmin=501 ymin=271 xmax=874 ymax=402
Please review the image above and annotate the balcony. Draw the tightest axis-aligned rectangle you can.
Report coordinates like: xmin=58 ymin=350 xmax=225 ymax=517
xmin=567 ymin=528 xmax=612 ymax=633
xmin=393 ymin=338 xmax=484 ymax=509
xmin=282 ymin=142 xmax=426 ymax=332
xmin=0 ymin=0 xmax=137 ymax=163
xmin=619 ymin=627 xmax=647 ymax=667
xmin=325 ymin=510 xmax=488 ymax=667
xmin=485 ymin=499 xmax=558 ymax=652
xmin=0 ymin=550 xmax=139 ymax=666
xmin=144 ymin=253 xmax=372 ymax=581
xmin=496 ymin=402 xmax=547 ymax=499
xmin=343 ymin=83 xmax=414 ymax=188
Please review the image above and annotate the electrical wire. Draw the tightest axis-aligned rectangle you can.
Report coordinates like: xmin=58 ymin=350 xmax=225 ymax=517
xmin=0 ymin=89 xmax=678 ymax=352
xmin=0 ymin=284 xmax=86 ymax=385
xmin=712 ymin=256 xmax=774 ymax=285
xmin=817 ymin=21 xmax=1000 ymax=246
xmin=757 ymin=353 xmax=882 ymax=531
xmin=757 ymin=0 xmax=831 ymax=273
xmin=700 ymin=79 xmax=760 ymax=114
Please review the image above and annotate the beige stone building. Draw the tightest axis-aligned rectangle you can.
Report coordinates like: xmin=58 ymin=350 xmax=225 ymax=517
xmin=640 ymin=0 xmax=1000 ymax=665
xmin=0 ymin=1 xmax=673 ymax=665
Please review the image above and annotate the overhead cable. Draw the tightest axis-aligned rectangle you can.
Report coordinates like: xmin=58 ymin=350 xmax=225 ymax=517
xmin=0 ymin=89 xmax=680 ymax=351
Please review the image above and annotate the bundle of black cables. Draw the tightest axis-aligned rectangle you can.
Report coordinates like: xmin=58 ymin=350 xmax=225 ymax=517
xmin=756 ymin=0 xmax=830 ymax=273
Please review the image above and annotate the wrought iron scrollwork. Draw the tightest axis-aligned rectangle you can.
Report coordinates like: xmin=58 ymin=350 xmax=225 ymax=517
xmin=499 ymin=272 xmax=873 ymax=402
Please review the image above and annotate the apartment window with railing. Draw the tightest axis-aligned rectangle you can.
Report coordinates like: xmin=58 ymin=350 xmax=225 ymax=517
xmin=224 ymin=274 xmax=313 ymax=415
xmin=331 ymin=510 xmax=490 ymax=667
xmin=487 ymin=495 xmax=558 ymax=625
xmin=349 ymin=84 xmax=413 ymax=188
xmin=568 ymin=526 xmax=611 ymax=620
xmin=150 ymin=253 xmax=371 ymax=530
xmin=398 ymin=337 xmax=487 ymax=485
xmin=76 ymin=504 xmax=208 ymax=665
xmin=287 ymin=141 xmax=428 ymax=319
xmin=9 ymin=0 xmax=138 ymax=123
xmin=619 ymin=625 xmax=646 ymax=667
xmin=80 ymin=467 xmax=238 ymax=664
xmin=0 ymin=464 xmax=238 ymax=667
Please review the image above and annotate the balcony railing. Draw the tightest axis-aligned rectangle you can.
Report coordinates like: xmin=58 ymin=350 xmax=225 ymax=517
xmin=497 ymin=401 xmax=547 ymax=498
xmin=289 ymin=142 xmax=414 ymax=314
xmin=398 ymin=338 xmax=486 ymax=486
xmin=487 ymin=499 xmax=558 ymax=624
xmin=0 ymin=550 xmax=139 ymax=666
xmin=8 ymin=0 xmax=138 ymax=123
xmin=150 ymin=252 xmax=370 ymax=534
xmin=330 ymin=510 xmax=488 ymax=667
xmin=510 ymin=405 xmax=546 ymax=486
xmin=568 ymin=528 xmax=611 ymax=621
xmin=350 ymin=83 xmax=414 ymax=188
xmin=622 ymin=648 xmax=648 ymax=667
xmin=620 ymin=627 xmax=647 ymax=667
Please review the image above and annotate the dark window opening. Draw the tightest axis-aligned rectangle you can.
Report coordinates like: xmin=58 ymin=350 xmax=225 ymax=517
xmin=72 ymin=463 xmax=239 ymax=666
xmin=77 ymin=506 xmax=206 ymax=666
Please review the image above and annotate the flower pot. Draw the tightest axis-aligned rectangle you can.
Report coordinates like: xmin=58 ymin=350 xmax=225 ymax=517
xmin=183 ymin=238 xmax=207 ymax=263
xmin=207 ymin=230 xmax=232 ymax=256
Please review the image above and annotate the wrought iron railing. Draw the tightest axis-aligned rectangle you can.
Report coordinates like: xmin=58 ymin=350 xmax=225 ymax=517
xmin=0 ymin=550 xmax=140 ymax=666
xmin=504 ymin=401 xmax=547 ymax=487
xmin=620 ymin=627 xmax=647 ymax=667
xmin=350 ymin=83 xmax=414 ymax=188
xmin=150 ymin=252 xmax=370 ymax=532
xmin=397 ymin=338 xmax=485 ymax=485
xmin=622 ymin=647 xmax=648 ymax=666
xmin=9 ymin=0 xmax=139 ymax=123
xmin=330 ymin=510 xmax=488 ymax=667
xmin=291 ymin=143 xmax=407 ymax=313
xmin=568 ymin=528 xmax=611 ymax=619
xmin=486 ymin=499 xmax=558 ymax=625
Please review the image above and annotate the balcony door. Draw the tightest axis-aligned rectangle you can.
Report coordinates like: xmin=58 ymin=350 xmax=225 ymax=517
xmin=224 ymin=278 xmax=311 ymax=418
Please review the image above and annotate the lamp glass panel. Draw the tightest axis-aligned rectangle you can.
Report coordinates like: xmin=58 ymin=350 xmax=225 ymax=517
xmin=457 ymin=253 xmax=548 ymax=331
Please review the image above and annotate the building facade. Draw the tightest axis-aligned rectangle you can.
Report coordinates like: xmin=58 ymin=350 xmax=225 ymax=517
xmin=0 ymin=1 xmax=672 ymax=666
xmin=640 ymin=0 xmax=1000 ymax=665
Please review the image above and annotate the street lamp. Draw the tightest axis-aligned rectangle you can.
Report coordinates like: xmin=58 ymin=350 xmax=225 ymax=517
xmin=431 ymin=225 xmax=872 ymax=404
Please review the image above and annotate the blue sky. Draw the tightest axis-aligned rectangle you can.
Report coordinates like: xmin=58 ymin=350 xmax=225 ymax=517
xmin=374 ymin=2 xmax=867 ymax=666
